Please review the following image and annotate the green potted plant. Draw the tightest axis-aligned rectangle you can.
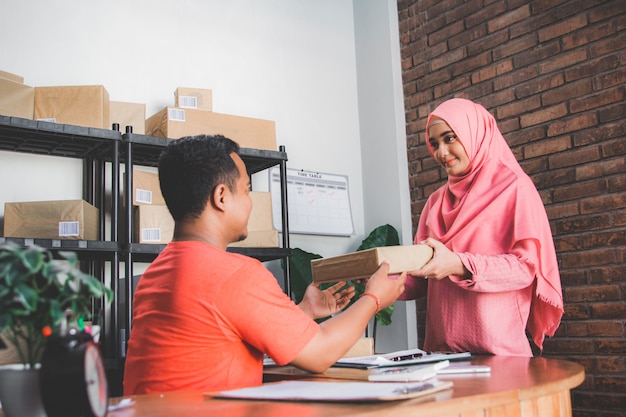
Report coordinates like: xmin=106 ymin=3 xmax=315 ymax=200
xmin=286 ymin=224 xmax=400 ymax=336
xmin=0 ymin=241 xmax=113 ymax=417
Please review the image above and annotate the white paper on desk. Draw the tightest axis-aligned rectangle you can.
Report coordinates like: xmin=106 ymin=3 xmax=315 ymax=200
xmin=212 ymin=379 xmax=453 ymax=402
xmin=335 ymin=348 xmax=471 ymax=368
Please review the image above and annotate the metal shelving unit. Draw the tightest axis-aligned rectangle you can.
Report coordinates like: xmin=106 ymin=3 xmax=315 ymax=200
xmin=118 ymin=132 xmax=292 ymax=361
xmin=0 ymin=116 xmax=292 ymax=394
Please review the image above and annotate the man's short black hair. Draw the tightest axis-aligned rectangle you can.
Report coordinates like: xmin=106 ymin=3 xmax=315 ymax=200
xmin=158 ymin=134 xmax=240 ymax=221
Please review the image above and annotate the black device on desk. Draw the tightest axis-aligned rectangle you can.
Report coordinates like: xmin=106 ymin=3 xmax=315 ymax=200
xmin=40 ymin=312 xmax=109 ymax=417
xmin=333 ymin=348 xmax=472 ymax=369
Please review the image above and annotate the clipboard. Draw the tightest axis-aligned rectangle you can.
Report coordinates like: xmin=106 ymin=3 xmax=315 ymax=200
xmin=209 ymin=379 xmax=453 ymax=402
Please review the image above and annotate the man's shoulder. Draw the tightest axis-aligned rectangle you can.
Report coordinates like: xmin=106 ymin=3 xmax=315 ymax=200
xmin=164 ymin=241 xmax=265 ymax=266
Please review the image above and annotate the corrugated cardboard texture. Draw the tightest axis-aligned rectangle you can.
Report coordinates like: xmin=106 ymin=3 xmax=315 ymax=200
xmin=145 ymin=107 xmax=276 ymax=151
xmin=4 ymin=200 xmax=99 ymax=240
xmin=133 ymin=205 xmax=174 ymax=244
xmin=110 ymin=100 xmax=146 ymax=134
xmin=127 ymin=169 xmax=166 ymax=206
xmin=311 ymin=244 xmax=434 ymax=283
xmin=0 ymin=73 xmax=34 ymax=119
xmin=34 ymin=85 xmax=110 ymax=129
xmin=174 ymin=87 xmax=213 ymax=111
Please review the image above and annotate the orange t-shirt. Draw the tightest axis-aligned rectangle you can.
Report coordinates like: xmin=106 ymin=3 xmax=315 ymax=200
xmin=123 ymin=241 xmax=319 ymax=395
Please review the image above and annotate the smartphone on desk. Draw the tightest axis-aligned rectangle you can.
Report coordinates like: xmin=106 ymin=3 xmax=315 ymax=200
xmin=436 ymin=361 xmax=491 ymax=376
xmin=368 ymin=360 xmax=450 ymax=382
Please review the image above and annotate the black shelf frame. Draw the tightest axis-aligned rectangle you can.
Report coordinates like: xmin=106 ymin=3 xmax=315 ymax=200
xmin=117 ymin=133 xmax=292 ymax=360
xmin=0 ymin=116 xmax=292 ymax=375
xmin=0 ymin=116 xmax=122 ymax=361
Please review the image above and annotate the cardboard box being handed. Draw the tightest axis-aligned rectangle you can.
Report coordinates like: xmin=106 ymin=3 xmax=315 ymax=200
xmin=311 ymin=244 xmax=433 ymax=283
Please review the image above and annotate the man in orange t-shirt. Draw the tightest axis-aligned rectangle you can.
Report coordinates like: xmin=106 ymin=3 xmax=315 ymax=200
xmin=123 ymin=134 xmax=406 ymax=395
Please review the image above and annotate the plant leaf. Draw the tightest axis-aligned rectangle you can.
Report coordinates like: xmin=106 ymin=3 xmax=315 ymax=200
xmin=357 ymin=224 xmax=400 ymax=251
xmin=286 ymin=248 xmax=322 ymax=303
xmin=15 ymin=284 xmax=39 ymax=312
xmin=356 ymin=224 xmax=400 ymax=326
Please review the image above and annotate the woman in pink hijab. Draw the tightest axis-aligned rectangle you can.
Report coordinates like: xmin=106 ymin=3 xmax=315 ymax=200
xmin=402 ymin=98 xmax=563 ymax=356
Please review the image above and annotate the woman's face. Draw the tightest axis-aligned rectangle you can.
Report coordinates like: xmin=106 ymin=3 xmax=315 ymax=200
xmin=428 ymin=118 xmax=470 ymax=177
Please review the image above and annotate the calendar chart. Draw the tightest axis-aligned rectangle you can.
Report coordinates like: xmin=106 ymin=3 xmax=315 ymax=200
xmin=270 ymin=167 xmax=354 ymax=236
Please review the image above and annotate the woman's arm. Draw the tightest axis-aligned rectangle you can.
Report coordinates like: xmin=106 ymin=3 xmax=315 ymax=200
xmin=452 ymin=251 xmax=535 ymax=292
xmin=410 ymin=238 xmax=536 ymax=293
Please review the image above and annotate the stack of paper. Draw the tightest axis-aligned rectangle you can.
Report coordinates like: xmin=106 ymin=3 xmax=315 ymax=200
xmin=211 ymin=379 xmax=453 ymax=402
xmin=368 ymin=360 xmax=450 ymax=382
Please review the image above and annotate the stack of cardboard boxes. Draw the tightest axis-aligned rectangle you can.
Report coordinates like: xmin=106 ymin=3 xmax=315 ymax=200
xmin=130 ymin=169 xmax=173 ymax=244
xmin=145 ymin=87 xmax=276 ymax=151
xmin=0 ymin=70 xmax=145 ymax=132
xmin=1 ymin=70 xmax=143 ymax=240
xmin=1 ymin=70 xmax=277 ymax=247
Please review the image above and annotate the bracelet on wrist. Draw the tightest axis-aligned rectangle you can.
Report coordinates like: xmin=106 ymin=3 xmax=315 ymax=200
xmin=361 ymin=291 xmax=381 ymax=313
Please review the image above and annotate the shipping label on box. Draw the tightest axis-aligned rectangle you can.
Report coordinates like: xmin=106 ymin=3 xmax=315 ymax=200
xmin=0 ymin=72 xmax=34 ymax=119
xmin=110 ymin=100 xmax=146 ymax=134
xmin=145 ymin=107 xmax=276 ymax=151
xmin=133 ymin=205 xmax=174 ymax=244
xmin=126 ymin=169 xmax=166 ymax=206
xmin=4 ymin=200 xmax=99 ymax=240
xmin=174 ymin=87 xmax=213 ymax=111
xmin=34 ymin=85 xmax=110 ymax=129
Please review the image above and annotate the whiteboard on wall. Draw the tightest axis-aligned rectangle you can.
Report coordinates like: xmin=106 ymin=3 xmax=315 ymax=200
xmin=269 ymin=167 xmax=354 ymax=236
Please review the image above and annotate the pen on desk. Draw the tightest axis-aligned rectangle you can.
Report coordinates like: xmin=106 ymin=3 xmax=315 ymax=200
xmin=393 ymin=382 xmax=434 ymax=395
xmin=390 ymin=353 xmax=423 ymax=361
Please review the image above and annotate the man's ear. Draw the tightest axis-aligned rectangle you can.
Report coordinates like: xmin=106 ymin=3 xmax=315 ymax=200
xmin=211 ymin=184 xmax=228 ymax=211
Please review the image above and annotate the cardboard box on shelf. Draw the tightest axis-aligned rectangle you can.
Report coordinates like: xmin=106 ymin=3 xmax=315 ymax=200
xmin=145 ymin=107 xmax=276 ymax=151
xmin=110 ymin=100 xmax=146 ymax=134
xmin=228 ymin=230 xmax=279 ymax=248
xmin=34 ymin=85 xmax=110 ymax=129
xmin=311 ymin=244 xmax=434 ymax=283
xmin=4 ymin=200 xmax=99 ymax=240
xmin=0 ymin=70 xmax=24 ymax=83
xmin=130 ymin=191 xmax=276 ymax=246
xmin=228 ymin=191 xmax=278 ymax=248
xmin=0 ymin=70 xmax=34 ymax=119
xmin=133 ymin=205 xmax=174 ymax=244
xmin=174 ymin=87 xmax=213 ymax=111
xmin=246 ymin=192 xmax=273 ymax=231
xmin=125 ymin=169 xmax=166 ymax=206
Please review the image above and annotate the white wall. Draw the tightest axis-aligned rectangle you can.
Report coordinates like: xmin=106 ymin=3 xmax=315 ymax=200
xmin=353 ymin=0 xmax=416 ymax=351
xmin=0 ymin=0 xmax=415 ymax=351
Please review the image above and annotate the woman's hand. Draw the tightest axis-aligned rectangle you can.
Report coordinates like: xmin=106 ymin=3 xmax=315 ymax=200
xmin=408 ymin=238 xmax=469 ymax=280
xmin=298 ymin=281 xmax=356 ymax=320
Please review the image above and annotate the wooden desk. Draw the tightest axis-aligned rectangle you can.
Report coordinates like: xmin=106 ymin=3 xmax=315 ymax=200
xmin=107 ymin=356 xmax=584 ymax=417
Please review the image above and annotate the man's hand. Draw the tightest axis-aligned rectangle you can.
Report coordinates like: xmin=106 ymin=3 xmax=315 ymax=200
xmin=298 ymin=282 xmax=356 ymax=320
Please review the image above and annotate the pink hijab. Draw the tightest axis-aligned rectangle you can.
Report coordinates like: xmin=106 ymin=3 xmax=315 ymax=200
xmin=417 ymin=98 xmax=563 ymax=351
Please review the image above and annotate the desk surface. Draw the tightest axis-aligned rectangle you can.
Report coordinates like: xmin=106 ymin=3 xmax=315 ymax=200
xmin=107 ymin=356 xmax=584 ymax=417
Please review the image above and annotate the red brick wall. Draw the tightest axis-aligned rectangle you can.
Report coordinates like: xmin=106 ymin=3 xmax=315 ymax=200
xmin=397 ymin=0 xmax=625 ymax=415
